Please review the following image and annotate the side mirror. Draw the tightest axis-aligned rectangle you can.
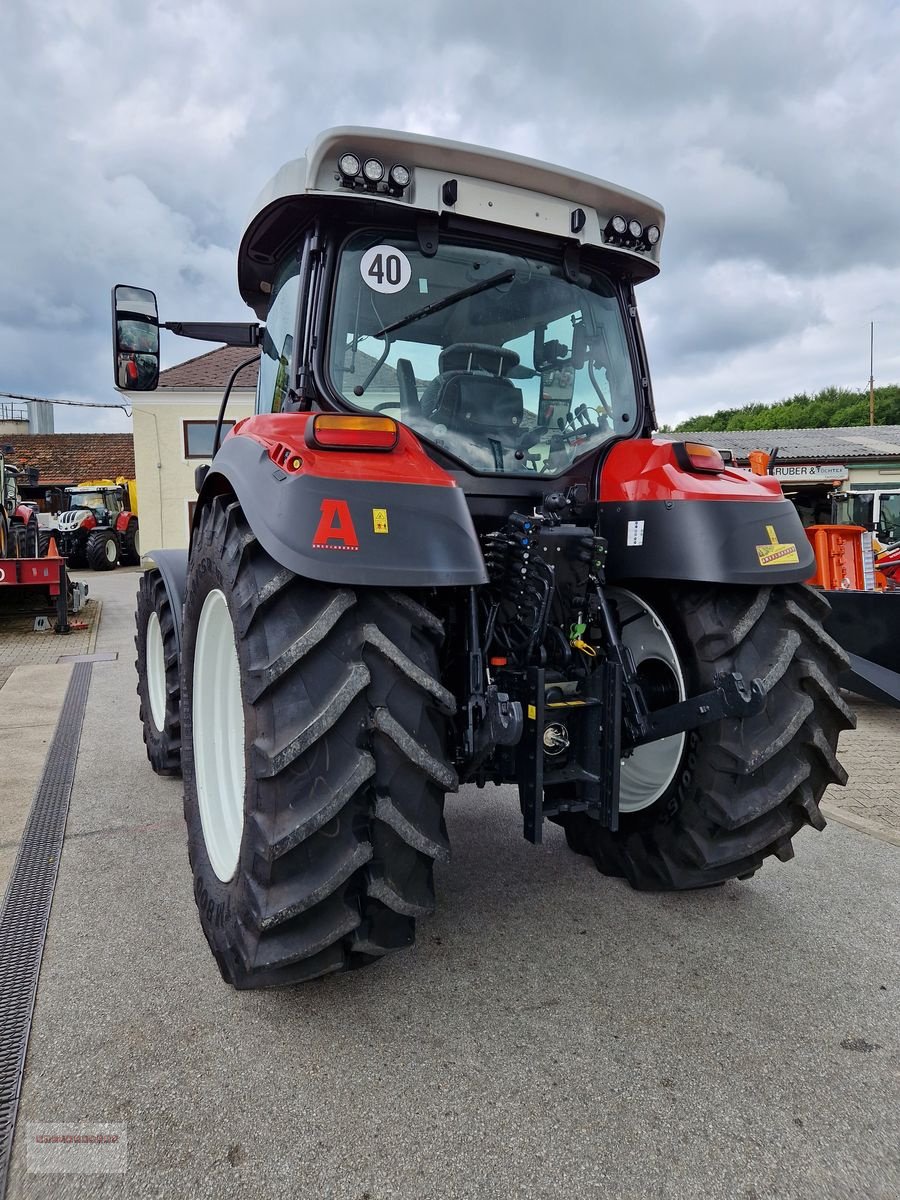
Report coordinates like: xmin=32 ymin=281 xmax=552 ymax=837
xmin=112 ymin=285 xmax=160 ymax=391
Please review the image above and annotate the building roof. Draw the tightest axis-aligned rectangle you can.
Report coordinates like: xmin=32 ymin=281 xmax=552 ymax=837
xmin=2 ymin=434 xmax=135 ymax=486
xmin=159 ymin=344 xmax=401 ymax=392
xmin=682 ymin=426 xmax=900 ymax=463
xmin=159 ymin=345 xmax=260 ymax=389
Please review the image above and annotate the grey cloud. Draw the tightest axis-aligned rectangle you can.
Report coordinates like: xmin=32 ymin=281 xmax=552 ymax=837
xmin=1 ymin=0 xmax=898 ymax=435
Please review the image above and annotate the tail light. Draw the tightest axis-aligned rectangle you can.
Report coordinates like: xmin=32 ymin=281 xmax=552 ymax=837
xmin=305 ymin=414 xmax=399 ymax=451
xmin=674 ymin=441 xmax=726 ymax=474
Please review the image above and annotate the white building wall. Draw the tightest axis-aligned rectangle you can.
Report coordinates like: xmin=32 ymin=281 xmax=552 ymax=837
xmin=132 ymin=387 xmax=255 ymax=550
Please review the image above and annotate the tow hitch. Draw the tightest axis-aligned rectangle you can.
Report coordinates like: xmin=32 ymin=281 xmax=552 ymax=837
xmin=624 ymin=671 xmax=766 ymax=749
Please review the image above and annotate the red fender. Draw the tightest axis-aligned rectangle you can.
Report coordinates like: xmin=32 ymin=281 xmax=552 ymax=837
xmin=599 ymin=437 xmax=784 ymax=503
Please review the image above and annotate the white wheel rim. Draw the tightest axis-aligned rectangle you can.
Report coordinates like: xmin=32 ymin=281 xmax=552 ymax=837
xmin=193 ymin=588 xmax=245 ymax=882
xmin=611 ymin=588 xmax=687 ymax=813
xmin=133 ymin=527 xmax=141 ymax=556
xmin=146 ymin=611 xmax=167 ymax=733
xmin=105 ymin=538 xmax=117 ymax=563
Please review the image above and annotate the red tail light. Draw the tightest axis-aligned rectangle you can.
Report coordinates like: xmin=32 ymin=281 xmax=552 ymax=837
xmin=306 ymin=414 xmax=399 ymax=451
xmin=675 ymin=441 xmax=726 ymax=473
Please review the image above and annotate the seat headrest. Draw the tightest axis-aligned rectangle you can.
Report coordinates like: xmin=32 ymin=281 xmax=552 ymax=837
xmin=438 ymin=343 xmax=520 ymax=375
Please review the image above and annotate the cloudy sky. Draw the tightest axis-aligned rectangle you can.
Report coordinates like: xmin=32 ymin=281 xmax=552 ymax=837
xmin=2 ymin=0 xmax=898 ymax=433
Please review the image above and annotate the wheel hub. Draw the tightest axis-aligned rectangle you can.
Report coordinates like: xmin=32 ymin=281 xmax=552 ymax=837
xmin=193 ymin=588 xmax=245 ymax=882
xmin=609 ymin=588 xmax=687 ymax=813
xmin=145 ymin=611 xmax=166 ymax=733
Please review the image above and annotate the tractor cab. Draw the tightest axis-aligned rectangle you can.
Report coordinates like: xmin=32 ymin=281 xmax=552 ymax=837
xmin=831 ymin=489 xmax=900 ymax=545
xmin=65 ymin=485 xmax=125 ymax=522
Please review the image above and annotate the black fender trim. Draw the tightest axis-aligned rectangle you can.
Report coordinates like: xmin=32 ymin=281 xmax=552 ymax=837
xmin=600 ymin=498 xmax=815 ymax=586
xmin=197 ymin=434 xmax=488 ymax=588
xmin=140 ymin=549 xmax=188 ymax=655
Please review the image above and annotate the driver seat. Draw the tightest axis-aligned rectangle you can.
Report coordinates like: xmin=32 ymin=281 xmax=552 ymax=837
xmin=420 ymin=343 xmax=524 ymax=436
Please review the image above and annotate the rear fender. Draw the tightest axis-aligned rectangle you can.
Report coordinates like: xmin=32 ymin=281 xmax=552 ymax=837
xmin=115 ymin=511 xmax=134 ymax=532
xmin=140 ymin=550 xmax=187 ymax=656
xmin=599 ymin=438 xmax=815 ymax=585
xmin=195 ymin=414 xmax=488 ymax=588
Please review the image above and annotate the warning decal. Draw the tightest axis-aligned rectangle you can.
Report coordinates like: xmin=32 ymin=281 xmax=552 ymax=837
xmin=313 ymin=499 xmax=359 ymax=551
xmin=626 ymin=519 xmax=645 ymax=547
xmin=372 ymin=508 xmax=389 ymax=534
xmin=756 ymin=524 xmax=799 ymax=567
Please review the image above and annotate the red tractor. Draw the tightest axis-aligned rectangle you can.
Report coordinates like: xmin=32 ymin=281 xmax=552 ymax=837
xmin=52 ymin=484 xmax=139 ymax=570
xmin=115 ymin=129 xmax=852 ymax=990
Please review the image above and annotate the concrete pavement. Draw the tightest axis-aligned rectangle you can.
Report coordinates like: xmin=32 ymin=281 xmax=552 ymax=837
xmin=4 ymin=569 xmax=899 ymax=1200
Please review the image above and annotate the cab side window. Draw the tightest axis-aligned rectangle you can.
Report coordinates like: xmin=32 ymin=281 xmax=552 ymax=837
xmin=257 ymin=256 xmax=300 ymax=414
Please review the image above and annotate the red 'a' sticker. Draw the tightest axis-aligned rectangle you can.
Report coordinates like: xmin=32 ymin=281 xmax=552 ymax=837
xmin=312 ymin=499 xmax=359 ymax=551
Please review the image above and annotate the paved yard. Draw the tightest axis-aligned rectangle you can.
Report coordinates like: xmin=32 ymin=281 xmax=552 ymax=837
xmin=2 ymin=570 xmax=898 ymax=1200
xmin=823 ymin=695 xmax=900 ymax=845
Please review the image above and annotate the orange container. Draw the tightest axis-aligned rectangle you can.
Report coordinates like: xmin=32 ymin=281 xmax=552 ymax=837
xmin=748 ymin=449 xmax=770 ymax=476
xmin=805 ymin=524 xmax=868 ymax=590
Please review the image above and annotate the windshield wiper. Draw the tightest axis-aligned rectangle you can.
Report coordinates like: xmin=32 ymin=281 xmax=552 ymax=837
xmin=373 ymin=268 xmax=516 ymax=339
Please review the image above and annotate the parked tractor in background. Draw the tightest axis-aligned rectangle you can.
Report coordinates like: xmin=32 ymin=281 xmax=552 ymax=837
xmin=115 ymin=127 xmax=852 ymax=991
xmin=49 ymin=483 xmax=140 ymax=570
xmin=0 ymin=453 xmax=40 ymax=558
xmin=831 ymin=488 xmax=900 ymax=547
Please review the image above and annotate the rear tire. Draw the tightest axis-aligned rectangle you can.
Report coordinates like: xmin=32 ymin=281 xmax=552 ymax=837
xmin=181 ymin=496 xmax=456 ymax=989
xmin=22 ymin=513 xmax=39 ymax=557
xmin=135 ymin=570 xmax=182 ymax=775
xmin=7 ymin=523 xmax=25 ymax=558
xmin=553 ymin=583 xmax=855 ymax=889
xmin=38 ymin=530 xmax=52 ymax=557
xmin=86 ymin=528 xmax=119 ymax=570
xmin=120 ymin=517 xmax=140 ymax=565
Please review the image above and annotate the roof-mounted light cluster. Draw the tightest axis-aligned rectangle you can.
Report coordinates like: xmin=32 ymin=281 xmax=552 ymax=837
xmin=336 ymin=151 xmax=411 ymax=197
xmin=603 ymin=214 xmax=661 ymax=253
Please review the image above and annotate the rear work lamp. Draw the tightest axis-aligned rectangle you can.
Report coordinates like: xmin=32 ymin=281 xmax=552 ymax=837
xmin=674 ymin=441 xmax=726 ymax=474
xmin=305 ymin=414 xmax=399 ymax=451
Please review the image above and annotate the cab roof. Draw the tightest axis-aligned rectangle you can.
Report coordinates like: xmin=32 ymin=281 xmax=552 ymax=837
xmin=238 ymin=127 xmax=665 ymax=316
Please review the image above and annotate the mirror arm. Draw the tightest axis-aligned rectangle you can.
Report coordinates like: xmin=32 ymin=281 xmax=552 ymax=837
xmin=161 ymin=322 xmax=262 ymax=347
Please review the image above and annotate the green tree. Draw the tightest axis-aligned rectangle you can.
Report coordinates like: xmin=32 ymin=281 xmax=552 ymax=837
xmin=673 ymin=384 xmax=900 ymax=432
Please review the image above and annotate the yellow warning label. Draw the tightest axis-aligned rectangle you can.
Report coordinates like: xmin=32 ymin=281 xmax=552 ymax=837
xmin=756 ymin=524 xmax=799 ymax=566
xmin=527 ymin=704 xmax=537 ymax=721
xmin=372 ymin=507 xmax=389 ymax=534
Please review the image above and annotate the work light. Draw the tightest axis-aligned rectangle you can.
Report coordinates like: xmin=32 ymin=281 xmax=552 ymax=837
xmin=389 ymin=164 xmax=411 ymax=188
xmin=363 ymin=158 xmax=385 ymax=183
xmin=338 ymin=153 xmax=361 ymax=178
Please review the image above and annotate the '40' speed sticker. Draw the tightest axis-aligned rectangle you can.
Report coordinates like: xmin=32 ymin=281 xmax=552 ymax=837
xmin=360 ymin=245 xmax=412 ymax=294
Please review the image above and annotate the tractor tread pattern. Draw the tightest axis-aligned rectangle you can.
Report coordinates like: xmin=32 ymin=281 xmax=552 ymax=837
xmin=558 ymin=582 xmax=853 ymax=890
xmin=134 ymin=571 xmax=182 ymax=775
xmin=183 ymin=497 xmax=454 ymax=989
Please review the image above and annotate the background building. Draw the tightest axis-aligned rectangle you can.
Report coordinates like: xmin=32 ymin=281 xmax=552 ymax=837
xmin=685 ymin=426 xmax=900 ymax=525
xmin=0 ymin=398 xmax=55 ymax=437
xmin=132 ymin=347 xmax=257 ymax=550
xmin=4 ymin=433 xmax=134 ymax=511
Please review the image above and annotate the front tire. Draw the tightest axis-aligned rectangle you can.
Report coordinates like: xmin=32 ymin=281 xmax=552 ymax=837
xmin=554 ymin=583 xmax=855 ymax=889
xmin=182 ymin=497 xmax=456 ymax=989
xmin=86 ymin=529 xmax=119 ymax=570
xmin=135 ymin=570 xmax=182 ymax=775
